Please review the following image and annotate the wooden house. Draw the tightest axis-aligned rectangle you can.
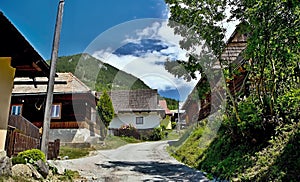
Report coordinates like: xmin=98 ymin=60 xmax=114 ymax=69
xmin=0 ymin=12 xmax=51 ymax=152
xmin=103 ymin=89 xmax=165 ymax=132
xmin=182 ymin=26 xmax=249 ymax=123
xmin=11 ymin=72 xmax=101 ymax=143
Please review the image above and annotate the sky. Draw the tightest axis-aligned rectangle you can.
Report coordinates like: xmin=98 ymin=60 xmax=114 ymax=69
xmin=0 ymin=0 xmax=168 ymax=59
xmin=1 ymin=1 xmax=236 ymax=102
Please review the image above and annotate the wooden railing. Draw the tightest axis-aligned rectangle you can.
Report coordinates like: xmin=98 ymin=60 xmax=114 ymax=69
xmin=8 ymin=115 xmax=40 ymax=138
xmin=6 ymin=115 xmax=60 ymax=159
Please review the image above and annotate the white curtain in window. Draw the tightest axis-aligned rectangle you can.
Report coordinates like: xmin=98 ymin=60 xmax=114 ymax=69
xmin=51 ymin=105 xmax=60 ymax=118
xmin=11 ymin=105 xmax=21 ymax=115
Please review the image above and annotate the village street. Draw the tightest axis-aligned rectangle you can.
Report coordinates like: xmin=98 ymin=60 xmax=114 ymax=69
xmin=52 ymin=140 xmax=209 ymax=182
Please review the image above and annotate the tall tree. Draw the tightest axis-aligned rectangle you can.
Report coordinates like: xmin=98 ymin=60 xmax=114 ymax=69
xmin=165 ymin=0 xmax=300 ymax=117
xmin=97 ymin=90 xmax=114 ymax=128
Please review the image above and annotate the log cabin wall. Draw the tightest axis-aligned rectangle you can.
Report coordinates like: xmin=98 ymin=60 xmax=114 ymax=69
xmin=182 ymin=27 xmax=249 ymax=123
xmin=10 ymin=93 xmax=97 ymax=129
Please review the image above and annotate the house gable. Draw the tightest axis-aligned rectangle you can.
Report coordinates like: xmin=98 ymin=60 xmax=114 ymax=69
xmin=101 ymin=89 xmax=165 ymax=130
xmin=0 ymin=12 xmax=51 ymax=78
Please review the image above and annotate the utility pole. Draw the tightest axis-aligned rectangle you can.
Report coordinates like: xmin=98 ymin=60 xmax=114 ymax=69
xmin=41 ymin=0 xmax=64 ymax=158
xmin=177 ymin=100 xmax=181 ymax=133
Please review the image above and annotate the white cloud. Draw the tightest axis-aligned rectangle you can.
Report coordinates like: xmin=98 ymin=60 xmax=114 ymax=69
xmin=89 ymin=19 xmax=205 ymax=101
xmin=93 ymin=48 xmax=198 ymax=93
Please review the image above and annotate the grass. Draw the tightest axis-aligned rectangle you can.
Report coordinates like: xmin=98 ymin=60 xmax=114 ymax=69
xmin=162 ymin=129 xmax=185 ymax=141
xmin=169 ymin=121 xmax=300 ymax=181
xmin=93 ymin=135 xmax=136 ymax=150
xmin=119 ymin=136 xmax=141 ymax=143
xmin=58 ymin=169 xmax=82 ymax=181
xmin=59 ymin=135 xmax=143 ymax=159
xmin=59 ymin=146 xmax=95 ymax=159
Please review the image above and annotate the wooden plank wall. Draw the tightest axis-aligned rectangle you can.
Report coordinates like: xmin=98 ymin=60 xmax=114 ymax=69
xmin=8 ymin=115 xmax=40 ymax=138
xmin=5 ymin=128 xmax=60 ymax=159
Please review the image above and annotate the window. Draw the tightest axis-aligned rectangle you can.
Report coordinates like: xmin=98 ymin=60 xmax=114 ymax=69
xmin=136 ymin=117 xmax=144 ymax=125
xmin=51 ymin=103 xmax=61 ymax=119
xmin=11 ymin=104 xmax=22 ymax=115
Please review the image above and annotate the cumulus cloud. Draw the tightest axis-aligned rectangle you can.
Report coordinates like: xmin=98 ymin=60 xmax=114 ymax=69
xmin=88 ymin=19 xmax=202 ymax=101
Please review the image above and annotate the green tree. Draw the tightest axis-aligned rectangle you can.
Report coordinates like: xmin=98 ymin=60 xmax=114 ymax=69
xmin=97 ymin=90 xmax=114 ymax=128
xmin=165 ymin=0 xmax=300 ymax=117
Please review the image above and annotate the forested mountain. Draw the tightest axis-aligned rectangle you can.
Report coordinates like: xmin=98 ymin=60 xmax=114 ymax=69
xmin=164 ymin=97 xmax=179 ymax=110
xmin=55 ymin=53 xmax=150 ymax=91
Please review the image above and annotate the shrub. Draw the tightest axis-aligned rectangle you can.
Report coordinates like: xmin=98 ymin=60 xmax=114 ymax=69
xmin=275 ymin=88 xmax=300 ymax=122
xmin=58 ymin=169 xmax=80 ymax=181
xmin=224 ymin=95 xmax=265 ymax=140
xmin=11 ymin=156 xmax=26 ymax=165
xmin=17 ymin=149 xmax=46 ymax=164
xmin=117 ymin=124 xmax=140 ymax=139
xmin=149 ymin=127 xmax=164 ymax=141
xmin=171 ymin=121 xmax=177 ymax=129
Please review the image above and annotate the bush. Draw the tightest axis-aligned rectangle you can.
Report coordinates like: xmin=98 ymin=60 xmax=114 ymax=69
xmin=17 ymin=149 xmax=46 ymax=164
xmin=171 ymin=121 xmax=177 ymax=129
xmin=11 ymin=156 xmax=26 ymax=165
xmin=58 ymin=169 xmax=80 ymax=181
xmin=149 ymin=127 xmax=164 ymax=141
xmin=275 ymin=88 xmax=300 ymax=122
xmin=223 ymin=95 xmax=267 ymax=143
xmin=117 ymin=124 xmax=140 ymax=139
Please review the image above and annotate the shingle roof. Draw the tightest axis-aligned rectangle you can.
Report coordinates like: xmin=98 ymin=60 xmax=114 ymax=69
xmin=99 ymin=89 xmax=164 ymax=113
xmin=220 ymin=27 xmax=248 ymax=63
xmin=12 ymin=72 xmax=91 ymax=94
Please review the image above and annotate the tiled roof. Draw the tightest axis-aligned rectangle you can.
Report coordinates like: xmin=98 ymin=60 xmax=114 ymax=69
xmin=98 ymin=89 xmax=164 ymax=113
xmin=12 ymin=72 xmax=91 ymax=94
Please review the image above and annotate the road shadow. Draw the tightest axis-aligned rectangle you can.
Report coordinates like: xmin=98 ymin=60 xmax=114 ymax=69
xmin=96 ymin=160 xmax=209 ymax=182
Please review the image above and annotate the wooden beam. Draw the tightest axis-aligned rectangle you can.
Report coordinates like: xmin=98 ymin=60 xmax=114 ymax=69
xmin=13 ymin=81 xmax=67 ymax=85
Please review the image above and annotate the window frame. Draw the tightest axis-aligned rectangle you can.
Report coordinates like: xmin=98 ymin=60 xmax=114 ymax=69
xmin=11 ymin=104 xmax=23 ymax=116
xmin=136 ymin=116 xmax=144 ymax=125
xmin=51 ymin=103 xmax=62 ymax=119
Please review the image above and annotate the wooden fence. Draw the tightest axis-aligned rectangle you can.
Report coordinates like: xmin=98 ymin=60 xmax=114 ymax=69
xmin=5 ymin=115 xmax=60 ymax=159
xmin=8 ymin=115 xmax=40 ymax=138
xmin=48 ymin=139 xmax=60 ymax=160
xmin=10 ymin=131 xmax=40 ymax=156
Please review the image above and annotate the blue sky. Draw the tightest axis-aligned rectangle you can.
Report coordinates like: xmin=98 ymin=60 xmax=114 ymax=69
xmin=1 ymin=0 xmax=196 ymax=101
xmin=1 ymin=1 xmax=235 ymax=101
xmin=0 ymin=0 xmax=168 ymax=59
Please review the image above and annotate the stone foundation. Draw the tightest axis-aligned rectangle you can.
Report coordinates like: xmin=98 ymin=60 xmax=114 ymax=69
xmin=49 ymin=128 xmax=101 ymax=143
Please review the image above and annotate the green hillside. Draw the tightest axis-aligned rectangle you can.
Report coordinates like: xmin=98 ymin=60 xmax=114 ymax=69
xmin=56 ymin=53 xmax=150 ymax=91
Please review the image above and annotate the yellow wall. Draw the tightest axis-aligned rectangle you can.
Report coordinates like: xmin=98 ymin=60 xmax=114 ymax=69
xmin=0 ymin=57 xmax=15 ymax=151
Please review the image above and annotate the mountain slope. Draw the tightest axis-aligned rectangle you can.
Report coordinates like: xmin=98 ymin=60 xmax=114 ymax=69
xmin=56 ymin=53 xmax=150 ymax=91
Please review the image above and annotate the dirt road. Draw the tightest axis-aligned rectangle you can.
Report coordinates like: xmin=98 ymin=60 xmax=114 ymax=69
xmin=52 ymin=140 xmax=209 ymax=181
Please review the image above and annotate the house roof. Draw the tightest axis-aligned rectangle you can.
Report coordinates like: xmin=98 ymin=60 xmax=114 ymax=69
xmin=12 ymin=72 xmax=91 ymax=95
xmin=220 ymin=26 xmax=248 ymax=64
xmin=99 ymin=89 xmax=164 ymax=113
xmin=182 ymin=25 xmax=248 ymax=110
xmin=159 ymin=100 xmax=172 ymax=115
xmin=0 ymin=12 xmax=51 ymax=78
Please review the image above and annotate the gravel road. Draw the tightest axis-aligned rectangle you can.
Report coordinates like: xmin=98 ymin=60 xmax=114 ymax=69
xmin=51 ymin=140 xmax=209 ymax=182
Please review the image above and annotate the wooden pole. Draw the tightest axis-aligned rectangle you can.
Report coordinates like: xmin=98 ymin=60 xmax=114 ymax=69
xmin=41 ymin=0 xmax=64 ymax=158
xmin=177 ymin=100 xmax=181 ymax=133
